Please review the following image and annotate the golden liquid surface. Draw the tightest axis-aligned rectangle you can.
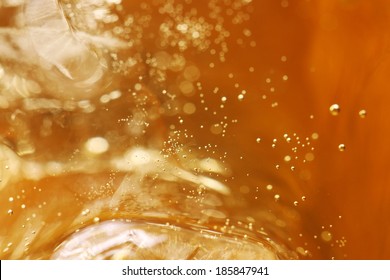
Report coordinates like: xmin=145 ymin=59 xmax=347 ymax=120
xmin=0 ymin=0 xmax=390 ymax=259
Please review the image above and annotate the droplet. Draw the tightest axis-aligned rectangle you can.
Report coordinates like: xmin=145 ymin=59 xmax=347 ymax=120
xmin=8 ymin=209 xmax=13 ymax=215
xmin=359 ymin=109 xmax=367 ymax=118
xmin=8 ymin=197 xmax=14 ymax=202
xmin=274 ymin=194 xmax=280 ymax=201
xmin=338 ymin=144 xmax=346 ymax=152
xmin=256 ymin=138 xmax=261 ymax=143
xmin=329 ymin=104 xmax=340 ymax=116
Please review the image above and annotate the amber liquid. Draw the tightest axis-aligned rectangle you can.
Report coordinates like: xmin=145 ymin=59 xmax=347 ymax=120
xmin=1 ymin=0 xmax=390 ymax=259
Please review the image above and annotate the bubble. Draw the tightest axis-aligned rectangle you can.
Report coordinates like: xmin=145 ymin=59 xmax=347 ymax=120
xmin=274 ymin=194 xmax=280 ymax=202
xmin=338 ymin=144 xmax=346 ymax=152
xmin=109 ymin=90 xmax=122 ymax=100
xmin=359 ymin=109 xmax=367 ymax=118
xmin=237 ymin=94 xmax=245 ymax=101
xmin=293 ymin=201 xmax=298 ymax=206
xmin=81 ymin=209 xmax=90 ymax=216
xmin=210 ymin=124 xmax=223 ymax=135
xmin=321 ymin=231 xmax=333 ymax=242
xmin=305 ymin=153 xmax=315 ymax=161
xmin=329 ymin=104 xmax=340 ymax=116
xmin=134 ymin=83 xmax=142 ymax=91
xmin=8 ymin=197 xmax=14 ymax=202
xmin=183 ymin=65 xmax=201 ymax=81
xmin=240 ymin=185 xmax=250 ymax=194
xmin=179 ymin=80 xmax=194 ymax=95
xmin=85 ymin=137 xmax=110 ymax=154
xmin=183 ymin=103 xmax=196 ymax=115
xmin=93 ymin=217 xmax=100 ymax=223
xmin=256 ymin=138 xmax=261 ymax=143
xmin=281 ymin=0 xmax=289 ymax=8
xmin=8 ymin=209 xmax=13 ymax=215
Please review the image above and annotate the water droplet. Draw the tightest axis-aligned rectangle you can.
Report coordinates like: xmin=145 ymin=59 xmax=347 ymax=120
xmin=359 ymin=109 xmax=367 ymax=118
xmin=329 ymin=104 xmax=340 ymax=116
xmin=338 ymin=144 xmax=346 ymax=152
